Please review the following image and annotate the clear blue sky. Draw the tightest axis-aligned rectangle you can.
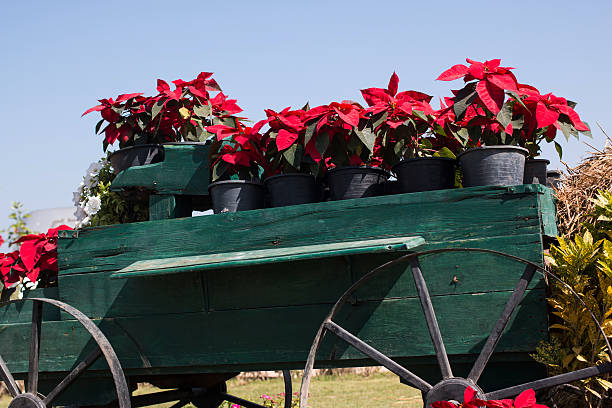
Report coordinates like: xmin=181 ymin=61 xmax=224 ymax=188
xmin=1 ymin=0 xmax=611 ymax=242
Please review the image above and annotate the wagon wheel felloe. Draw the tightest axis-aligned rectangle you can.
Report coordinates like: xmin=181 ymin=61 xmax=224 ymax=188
xmin=299 ymin=248 xmax=612 ymax=408
xmin=0 ymin=297 xmax=130 ymax=408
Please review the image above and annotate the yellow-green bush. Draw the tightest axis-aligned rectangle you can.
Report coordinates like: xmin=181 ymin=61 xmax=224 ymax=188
xmin=534 ymin=191 xmax=612 ymax=404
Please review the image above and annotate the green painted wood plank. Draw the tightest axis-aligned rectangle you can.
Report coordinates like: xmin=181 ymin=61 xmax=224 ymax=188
xmin=111 ymin=236 xmax=425 ymax=279
xmin=110 ymin=144 xmax=211 ymax=195
xmin=55 ymin=235 xmax=541 ymax=318
xmin=149 ymin=194 xmax=193 ymax=221
xmin=538 ymin=187 xmax=558 ymax=237
xmin=0 ymin=287 xmax=60 ymax=324
xmin=0 ymin=289 xmax=546 ymax=376
xmin=206 ymin=234 xmax=544 ymax=311
xmin=57 ymin=271 xmax=205 ymax=320
xmin=57 ymin=185 xmax=547 ymax=276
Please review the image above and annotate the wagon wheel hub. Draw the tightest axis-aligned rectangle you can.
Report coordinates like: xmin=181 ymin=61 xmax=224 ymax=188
xmin=424 ymin=378 xmax=485 ymax=407
xmin=7 ymin=393 xmax=46 ymax=408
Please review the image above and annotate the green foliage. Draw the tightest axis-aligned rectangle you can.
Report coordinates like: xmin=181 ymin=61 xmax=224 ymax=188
xmin=76 ymin=158 xmax=148 ymax=227
xmin=1 ymin=202 xmax=32 ymax=248
xmin=533 ymin=190 xmax=612 ymax=405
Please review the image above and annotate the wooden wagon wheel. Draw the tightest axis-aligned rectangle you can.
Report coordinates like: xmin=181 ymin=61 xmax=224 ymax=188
xmin=0 ymin=297 xmax=131 ymax=408
xmin=299 ymin=248 xmax=612 ymax=408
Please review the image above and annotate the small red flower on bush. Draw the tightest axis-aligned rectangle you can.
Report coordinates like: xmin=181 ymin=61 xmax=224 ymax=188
xmin=432 ymin=387 xmax=548 ymax=408
xmin=0 ymin=226 xmax=72 ymax=289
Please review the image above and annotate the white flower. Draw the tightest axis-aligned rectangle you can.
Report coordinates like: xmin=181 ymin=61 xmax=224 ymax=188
xmin=84 ymin=196 xmax=101 ymax=216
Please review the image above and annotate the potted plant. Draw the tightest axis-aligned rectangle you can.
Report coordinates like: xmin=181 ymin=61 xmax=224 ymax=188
xmin=82 ymin=72 xmax=230 ymax=173
xmin=302 ymin=101 xmax=390 ymax=200
xmin=436 ymin=58 xmax=591 ymax=187
xmin=260 ymin=106 xmax=320 ymax=207
xmin=361 ymin=72 xmax=457 ymax=193
xmin=436 ymin=58 xmax=533 ymax=187
xmin=509 ymin=83 xmax=590 ymax=184
xmin=206 ymin=118 xmax=267 ymax=213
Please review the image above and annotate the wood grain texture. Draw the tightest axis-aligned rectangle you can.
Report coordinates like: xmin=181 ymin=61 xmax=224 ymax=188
xmin=112 ymin=236 xmax=425 ymax=278
xmin=110 ymin=144 xmax=211 ymax=196
xmin=0 ymin=289 xmax=546 ymax=375
xmin=57 ymin=185 xmax=550 ymax=276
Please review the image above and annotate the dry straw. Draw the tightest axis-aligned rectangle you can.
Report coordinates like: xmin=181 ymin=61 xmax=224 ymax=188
xmin=556 ymin=123 xmax=612 ymax=237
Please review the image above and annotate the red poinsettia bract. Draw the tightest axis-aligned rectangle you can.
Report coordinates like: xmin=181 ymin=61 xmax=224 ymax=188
xmin=12 ymin=225 xmax=72 ymax=284
xmin=437 ymin=58 xmax=518 ymax=114
xmin=431 ymin=387 xmax=548 ymax=408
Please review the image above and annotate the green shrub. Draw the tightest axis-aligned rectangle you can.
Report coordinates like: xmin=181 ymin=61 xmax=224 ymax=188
xmin=534 ymin=191 xmax=612 ymax=405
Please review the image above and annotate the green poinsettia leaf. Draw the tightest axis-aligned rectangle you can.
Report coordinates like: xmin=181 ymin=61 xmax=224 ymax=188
xmin=354 ymin=127 xmax=376 ymax=152
xmin=151 ymin=98 xmax=166 ymax=120
xmin=453 ymin=83 xmax=477 ymax=120
xmin=315 ymin=132 xmax=330 ymax=158
xmin=95 ymin=119 xmax=105 ymax=134
xmin=581 ymin=121 xmax=592 ymax=138
xmin=496 ymin=101 xmax=513 ymax=131
xmin=304 ymin=122 xmax=316 ymax=147
xmin=434 ymin=147 xmax=456 ymax=159
xmin=194 ymin=104 xmax=212 ymax=118
xmin=554 ymin=141 xmax=563 ymax=160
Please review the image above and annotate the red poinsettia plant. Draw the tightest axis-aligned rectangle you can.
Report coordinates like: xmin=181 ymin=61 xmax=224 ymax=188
xmin=83 ymin=72 xmax=241 ymax=152
xmin=259 ymin=106 xmax=317 ymax=176
xmin=206 ymin=117 xmax=268 ymax=182
xmin=435 ymin=58 xmax=590 ymax=158
xmin=361 ymin=72 xmax=455 ymax=167
xmin=302 ymin=100 xmax=378 ymax=173
xmin=432 ymin=386 xmax=548 ymax=408
xmin=0 ymin=226 xmax=72 ymax=291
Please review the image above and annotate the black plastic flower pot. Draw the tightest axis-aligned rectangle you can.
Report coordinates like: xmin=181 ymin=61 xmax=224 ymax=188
xmin=208 ymin=180 xmax=265 ymax=214
xmin=392 ymin=157 xmax=456 ymax=193
xmin=523 ymin=158 xmax=550 ymax=185
xmin=547 ymin=170 xmax=563 ymax=189
xmin=457 ymin=146 xmax=528 ymax=187
xmin=326 ymin=166 xmax=390 ymax=201
xmin=264 ymin=174 xmax=319 ymax=207
xmin=108 ymin=144 xmax=164 ymax=174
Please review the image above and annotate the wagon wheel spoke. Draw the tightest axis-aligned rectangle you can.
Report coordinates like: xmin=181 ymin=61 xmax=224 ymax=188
xmin=485 ymin=362 xmax=612 ymax=400
xmin=221 ymin=392 xmax=268 ymax=408
xmin=27 ymin=299 xmax=43 ymax=394
xmin=324 ymin=320 xmax=432 ymax=392
xmin=408 ymin=256 xmax=453 ymax=379
xmin=282 ymin=370 xmax=292 ymax=408
xmin=43 ymin=346 xmax=103 ymax=405
xmin=468 ymin=264 xmax=537 ymax=383
xmin=0 ymin=354 xmax=21 ymax=397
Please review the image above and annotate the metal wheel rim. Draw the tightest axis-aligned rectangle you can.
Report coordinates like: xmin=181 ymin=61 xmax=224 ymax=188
xmin=0 ymin=297 xmax=131 ymax=408
xmin=299 ymin=247 xmax=612 ymax=407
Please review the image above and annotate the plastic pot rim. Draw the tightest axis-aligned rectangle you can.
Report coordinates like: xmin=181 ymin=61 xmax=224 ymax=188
xmin=456 ymin=145 xmax=529 ymax=160
xmin=208 ymin=179 xmax=264 ymax=191
xmin=326 ymin=165 xmax=391 ymax=178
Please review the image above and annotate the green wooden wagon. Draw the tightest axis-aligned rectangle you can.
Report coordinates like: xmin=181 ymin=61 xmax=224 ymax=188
xmin=0 ymin=144 xmax=610 ymax=408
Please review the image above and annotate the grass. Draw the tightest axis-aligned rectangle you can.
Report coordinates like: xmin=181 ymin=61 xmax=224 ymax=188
xmin=224 ymin=372 xmax=423 ymax=407
xmin=0 ymin=372 xmax=423 ymax=407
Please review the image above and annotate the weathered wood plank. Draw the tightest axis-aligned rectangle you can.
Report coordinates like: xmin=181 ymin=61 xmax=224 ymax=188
xmin=112 ymin=236 xmax=425 ymax=279
xmin=110 ymin=144 xmax=211 ymax=196
xmin=58 ymin=271 xmax=205 ymax=320
xmin=57 ymin=185 xmax=548 ymax=276
xmin=0 ymin=287 xmax=60 ymax=324
xmin=0 ymin=289 xmax=546 ymax=375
